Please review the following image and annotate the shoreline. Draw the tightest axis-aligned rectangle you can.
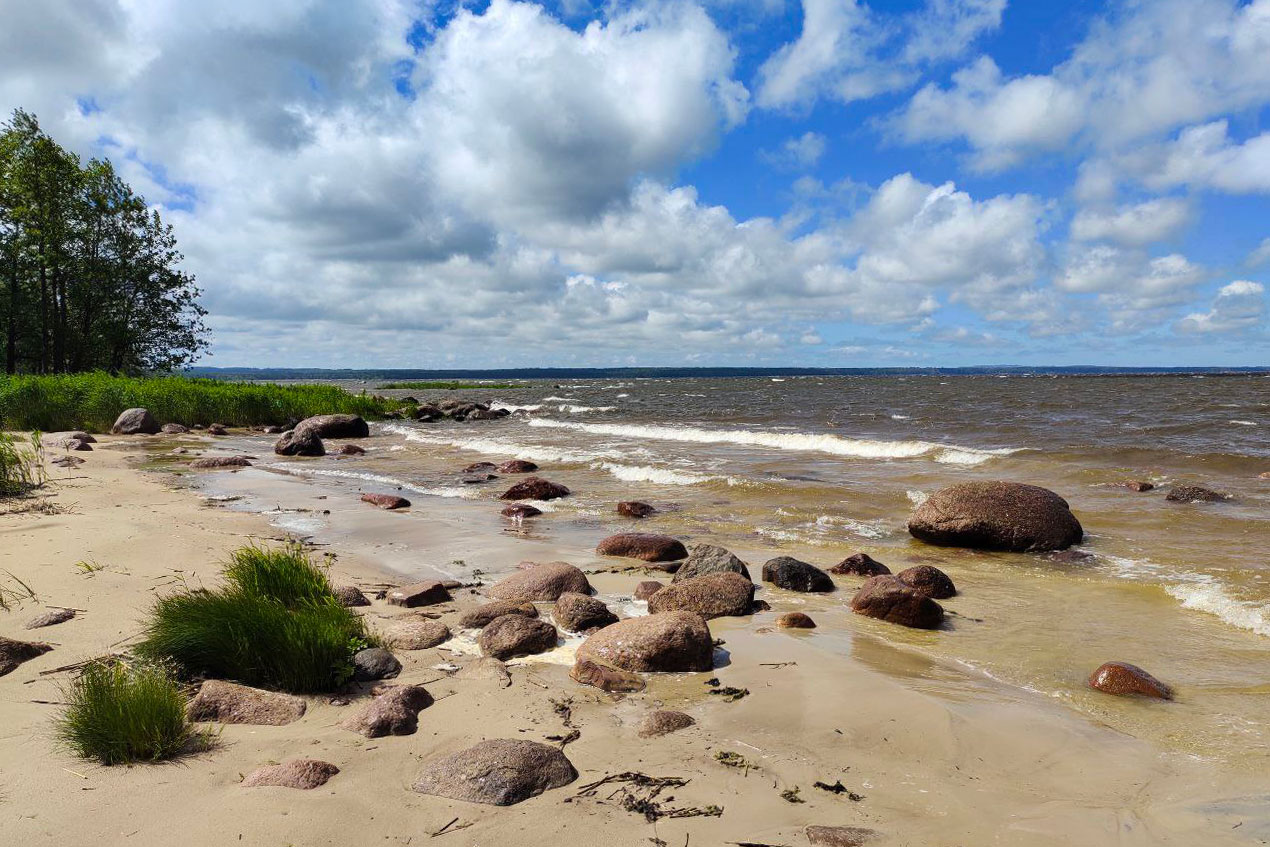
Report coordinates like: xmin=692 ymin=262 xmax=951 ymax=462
xmin=1 ymin=435 xmax=1267 ymax=845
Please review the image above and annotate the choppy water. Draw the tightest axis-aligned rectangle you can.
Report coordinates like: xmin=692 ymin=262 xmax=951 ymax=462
xmin=267 ymin=374 xmax=1270 ymax=768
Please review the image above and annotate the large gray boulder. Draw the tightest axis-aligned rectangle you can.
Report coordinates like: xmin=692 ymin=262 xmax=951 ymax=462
xmin=110 ymin=408 xmax=159 ymax=435
xmin=274 ymin=428 xmax=325 ymax=456
xmin=295 ymin=414 xmax=369 ymax=439
xmin=413 ymin=739 xmax=577 ymax=806
xmin=907 ymin=481 xmax=1084 ymax=552
xmin=672 ymin=543 xmax=750 ymax=583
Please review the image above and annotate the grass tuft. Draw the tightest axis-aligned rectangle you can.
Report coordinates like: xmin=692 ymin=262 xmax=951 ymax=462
xmin=56 ymin=659 xmax=209 ymax=765
xmin=135 ymin=545 xmax=373 ymax=693
xmin=0 ymin=431 xmax=45 ymax=497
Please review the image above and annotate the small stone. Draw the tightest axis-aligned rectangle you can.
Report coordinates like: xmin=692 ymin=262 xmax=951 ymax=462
xmin=570 ymin=658 xmax=646 ymax=693
xmin=617 ymin=501 xmax=656 ymax=518
xmin=333 ymin=585 xmax=370 ymax=607
xmin=458 ymin=600 xmax=539 ymax=629
xmin=352 ymin=647 xmax=402 ymax=681
xmin=207 ymin=423 xmax=229 ymax=435
xmin=161 ymin=423 xmax=189 ymax=434
xmin=340 ymin=685 xmax=433 ymax=737
xmin=187 ymin=680 xmax=306 ymax=725
xmin=1165 ymin=485 xmax=1231 ymax=503
xmin=777 ymin=612 xmax=816 ymax=629
xmin=896 ymin=565 xmax=956 ymax=599
xmin=496 ymin=459 xmax=538 ymax=474
xmin=412 ymin=739 xmax=577 ymax=806
xmin=1088 ymin=661 xmax=1172 ymax=700
xmin=553 ymin=592 xmax=618 ymax=632
xmin=361 ymin=492 xmax=411 ymax=509
xmin=638 ymin=710 xmax=695 ymax=737
xmin=478 ymin=615 xmax=559 ymax=660
xmin=499 ymin=477 xmax=570 ymax=501
xmin=829 ymin=553 xmax=891 ymax=576
xmin=501 ymin=503 xmax=543 ymax=519
xmin=455 ymin=657 xmax=512 ymax=688
xmin=25 ymin=608 xmax=75 ymax=629
xmin=337 ymin=443 xmax=366 ymax=456
xmin=634 ymin=580 xmax=664 ymax=600
xmin=1123 ymin=480 xmax=1154 ymax=492
xmin=387 ymin=581 xmax=452 ymax=608
xmin=391 ymin=619 xmax=451 ymax=650
xmin=242 ymin=759 xmax=339 ymax=790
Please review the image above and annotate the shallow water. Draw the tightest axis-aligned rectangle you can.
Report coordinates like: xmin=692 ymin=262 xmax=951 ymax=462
xmin=214 ymin=373 xmax=1270 ymax=771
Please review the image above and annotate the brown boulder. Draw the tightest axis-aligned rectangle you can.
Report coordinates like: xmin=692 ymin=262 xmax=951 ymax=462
xmin=501 ymin=503 xmax=542 ymax=519
xmin=478 ymin=615 xmax=559 ymax=660
xmin=908 ymin=481 xmax=1084 ymax=552
xmin=673 ymin=543 xmax=750 ymax=582
xmin=1123 ymin=480 xmax=1154 ymax=492
xmin=500 ymin=476 xmax=570 ymax=501
xmin=361 ymin=492 xmax=411 ymax=510
xmin=333 ymin=585 xmax=370 ymax=607
xmin=187 ymin=680 xmax=306 ymax=725
xmin=497 ymin=459 xmax=538 ymax=474
xmin=849 ymin=575 xmax=944 ymax=630
xmin=337 ymin=443 xmax=366 ymax=456
xmin=617 ymin=501 xmax=656 ymax=518
xmin=161 ymin=423 xmax=189 ymax=434
xmin=412 ymin=739 xmax=577 ymax=806
xmin=638 ymin=710 xmax=695 ymax=738
xmin=1166 ymin=485 xmax=1231 ymax=503
xmin=295 ymin=414 xmax=369 ymax=439
xmin=464 ymin=461 xmax=497 ymax=473
xmin=274 ymin=428 xmax=325 ymax=456
xmin=25 ymin=608 xmax=75 ymax=629
xmin=67 ymin=438 xmax=93 ymax=451
xmin=390 ymin=619 xmax=451 ymax=650
xmin=596 ymin=533 xmax=688 ymax=563
xmin=554 ymin=592 xmax=619 ymax=632
xmin=896 ymin=565 xmax=956 ymax=599
xmin=485 ymin=561 xmax=591 ymax=602
xmin=242 ymin=759 xmax=339 ymax=790
xmin=634 ymin=580 xmax=665 ymax=600
xmin=207 ymin=423 xmax=229 ymax=436
xmin=189 ymin=456 xmax=251 ymax=469
xmin=455 ymin=656 xmax=513 ymax=688
xmin=1088 ymin=661 xmax=1172 ymax=700
xmin=110 ymin=408 xmax=160 ymax=435
xmin=576 ymin=611 xmax=713 ymax=673
xmin=340 ymin=685 xmax=433 ymax=737
xmin=570 ymin=658 xmax=646 ymax=692
xmin=387 ymin=581 xmax=452 ymax=607
xmin=777 ymin=612 xmax=816 ymax=629
xmin=829 ymin=553 xmax=891 ymax=576
xmin=647 ymin=571 xmax=755 ymax=620
xmin=458 ymin=600 xmax=539 ymax=629
xmin=0 ymin=636 xmax=52 ymax=676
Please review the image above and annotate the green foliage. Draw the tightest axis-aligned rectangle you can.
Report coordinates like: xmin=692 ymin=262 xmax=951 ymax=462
xmin=1 ymin=109 xmax=207 ymax=375
xmin=55 ymin=660 xmax=207 ymax=765
xmin=135 ymin=545 xmax=373 ymax=693
xmin=0 ymin=372 xmax=392 ymax=431
xmin=377 ymin=381 xmax=517 ymax=390
xmin=0 ymin=430 xmax=44 ymax=496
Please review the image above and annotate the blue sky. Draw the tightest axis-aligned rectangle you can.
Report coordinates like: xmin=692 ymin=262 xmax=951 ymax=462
xmin=2 ymin=0 xmax=1268 ymax=367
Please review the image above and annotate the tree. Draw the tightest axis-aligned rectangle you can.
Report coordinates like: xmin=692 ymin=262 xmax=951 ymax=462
xmin=0 ymin=109 xmax=207 ymax=374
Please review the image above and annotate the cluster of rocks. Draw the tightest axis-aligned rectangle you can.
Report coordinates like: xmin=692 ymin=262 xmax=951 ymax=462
xmin=274 ymin=414 xmax=370 ymax=457
xmin=387 ymin=398 xmax=511 ymax=423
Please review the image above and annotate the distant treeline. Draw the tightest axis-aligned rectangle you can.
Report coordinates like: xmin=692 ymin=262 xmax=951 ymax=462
xmin=190 ymin=365 xmax=1270 ymax=381
xmin=0 ymin=110 xmax=207 ymax=376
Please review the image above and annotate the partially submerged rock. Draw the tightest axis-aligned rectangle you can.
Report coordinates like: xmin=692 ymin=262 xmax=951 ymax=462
xmin=596 ymin=533 xmax=688 ymax=563
xmin=458 ymin=600 xmax=539 ymax=629
xmin=390 ymin=619 xmax=451 ymax=650
xmin=387 ymin=581 xmax=452 ymax=608
xmin=274 ymin=428 xmax=325 ymax=456
xmin=647 ymin=571 xmax=755 ymax=620
xmin=576 ymin=611 xmax=713 ymax=673
xmin=412 ymin=739 xmax=577 ymax=806
xmin=189 ymin=456 xmax=251 ymax=469
xmin=361 ymin=492 xmax=411 ymax=510
xmin=777 ymin=612 xmax=816 ymax=629
xmin=1088 ymin=661 xmax=1172 ymax=700
xmin=1123 ymin=480 xmax=1154 ymax=492
xmin=206 ymin=423 xmax=228 ymax=436
xmin=0 ymin=636 xmax=52 ymax=676
xmin=242 ymin=759 xmax=339 ymax=790
xmin=570 ymin=658 xmax=646 ymax=692
xmin=1166 ymin=485 xmax=1231 ymax=503
xmin=896 ymin=565 xmax=957 ymax=599
xmin=908 ymin=481 xmax=1084 ymax=552
xmin=485 ymin=562 xmax=591 ymax=602
xmin=496 ymin=459 xmax=538 ymax=474
xmin=634 ymin=580 xmax=665 ymax=601
xmin=111 ymin=408 xmax=159 ymax=435
xmin=161 ymin=423 xmax=189 ymax=434
xmin=762 ymin=556 xmax=834 ymax=592
xmin=849 ymin=575 xmax=944 ymax=630
xmin=295 ymin=414 xmax=369 ymax=439
xmin=638 ymin=709 xmax=695 ymax=738
xmin=340 ymin=685 xmax=433 ymax=737
xmin=501 ymin=503 xmax=542 ymax=519
xmin=464 ymin=462 xmax=497 ymax=473
xmin=455 ymin=657 xmax=512 ymax=688
xmin=479 ymin=615 xmax=559 ymax=660
xmin=617 ymin=501 xmax=656 ymax=518
xmin=673 ymin=543 xmax=750 ymax=583
xmin=554 ymin=592 xmax=619 ymax=632
xmin=25 ymin=608 xmax=75 ymax=629
xmin=333 ymin=585 xmax=370 ymax=607
xmin=829 ymin=553 xmax=891 ymax=576
xmin=187 ymin=679 xmax=306 ymax=725
xmin=500 ymin=477 xmax=570 ymax=501
xmin=337 ymin=443 xmax=366 ymax=456
xmin=352 ymin=647 xmax=401 ymax=681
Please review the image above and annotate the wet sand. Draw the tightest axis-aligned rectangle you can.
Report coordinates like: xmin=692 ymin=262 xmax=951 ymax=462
xmin=1 ymin=435 xmax=1267 ymax=846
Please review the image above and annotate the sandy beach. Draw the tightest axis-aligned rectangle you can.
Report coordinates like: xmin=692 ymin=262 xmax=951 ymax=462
xmin=1 ymin=431 xmax=1267 ymax=847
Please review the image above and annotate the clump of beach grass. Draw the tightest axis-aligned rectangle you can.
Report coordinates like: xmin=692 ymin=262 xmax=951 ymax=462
xmin=0 ymin=431 xmax=45 ymax=497
xmin=56 ymin=659 xmax=210 ymax=765
xmin=135 ymin=544 xmax=374 ymax=693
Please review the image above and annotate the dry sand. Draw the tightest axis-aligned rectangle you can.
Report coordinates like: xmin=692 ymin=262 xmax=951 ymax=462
xmin=1 ymin=437 xmax=1265 ymax=846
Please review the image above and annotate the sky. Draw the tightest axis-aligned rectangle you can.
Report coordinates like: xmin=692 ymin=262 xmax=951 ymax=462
xmin=2 ymin=0 xmax=1269 ymax=368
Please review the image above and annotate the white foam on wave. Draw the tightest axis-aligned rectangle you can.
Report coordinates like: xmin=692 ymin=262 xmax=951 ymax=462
xmin=593 ymin=461 xmax=740 ymax=486
xmin=541 ymin=396 xmax=577 ymax=402
xmin=261 ymin=463 xmax=475 ymax=500
xmin=527 ymin=418 xmax=1018 ymax=465
xmin=1229 ymin=419 xmax=1258 ymax=426
xmin=493 ymin=403 xmax=543 ymax=413
xmin=1166 ymin=581 xmax=1270 ymax=637
xmin=890 ymin=414 xmax=911 ymax=420
xmin=906 ymin=489 xmax=930 ymax=507
xmin=557 ymin=404 xmax=616 ymax=414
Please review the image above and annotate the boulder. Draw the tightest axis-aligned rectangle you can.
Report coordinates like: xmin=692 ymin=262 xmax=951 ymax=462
xmin=412 ymin=739 xmax=577 ymax=806
xmin=0 ymin=636 xmax=52 ymax=676
xmin=829 ymin=553 xmax=891 ymax=576
xmin=352 ymin=647 xmax=401 ymax=681
xmin=25 ymin=608 xmax=75 ymax=629
xmin=464 ymin=462 xmax=497 ymax=473
xmin=361 ymin=492 xmax=411 ymax=510
xmin=500 ymin=477 xmax=570 ymax=501
xmin=479 ymin=615 xmax=559 ymax=660
xmin=1123 ymin=480 xmax=1154 ymax=492
xmin=777 ymin=612 xmax=816 ymax=629
xmin=762 ymin=557 xmax=834 ymax=593
xmin=110 ymin=408 xmax=159 ymax=435
xmin=414 ymin=404 xmax=444 ymax=422
xmin=647 ymin=572 xmax=755 ymax=620
xmin=340 ymin=685 xmax=433 ymax=737
xmin=462 ymin=473 xmax=498 ymax=484
xmin=387 ymin=581 xmax=452 ymax=608
xmin=458 ymin=600 xmax=539 ymax=629
xmin=274 ymin=428 xmax=325 ymax=457
xmin=187 ymin=680 xmax=306 ymax=725
xmin=485 ymin=562 xmax=591 ymax=602
xmin=553 ymin=592 xmax=619 ymax=632
xmin=617 ymin=501 xmax=656 ymax=518
xmin=390 ymin=619 xmax=451 ymax=650
xmin=501 ymin=503 xmax=542 ymax=519
xmin=295 ymin=414 xmax=369 ymax=439
xmin=907 ymin=481 xmax=1084 ymax=552
xmin=849 ymin=575 xmax=944 ymax=630
xmin=161 ymin=423 xmax=189 ymax=434
xmin=596 ymin=533 xmax=688 ymax=563
xmin=634 ymin=580 xmax=665 ymax=601
xmin=806 ymin=826 xmax=881 ymax=847
xmin=1088 ymin=661 xmax=1172 ymax=700
xmin=337 ymin=443 xmax=366 ymax=456
xmin=333 ymin=585 xmax=370 ymax=607
xmin=66 ymin=438 xmax=93 ymax=451
xmin=1166 ymin=485 xmax=1231 ymax=503
xmin=497 ymin=459 xmax=538 ymax=474
xmin=455 ymin=656 xmax=513 ymax=688
xmin=637 ymin=710 xmax=695 ymax=738
xmin=189 ymin=456 xmax=251 ymax=470
xmin=207 ymin=423 xmax=228 ymax=435
xmin=49 ymin=430 xmax=96 ymax=445
xmin=570 ymin=658 xmax=646 ymax=692
xmin=673 ymin=543 xmax=750 ymax=583
xmin=576 ymin=611 xmax=713 ymax=673
xmin=896 ymin=565 xmax=956 ymax=599
xmin=242 ymin=759 xmax=339 ymax=790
